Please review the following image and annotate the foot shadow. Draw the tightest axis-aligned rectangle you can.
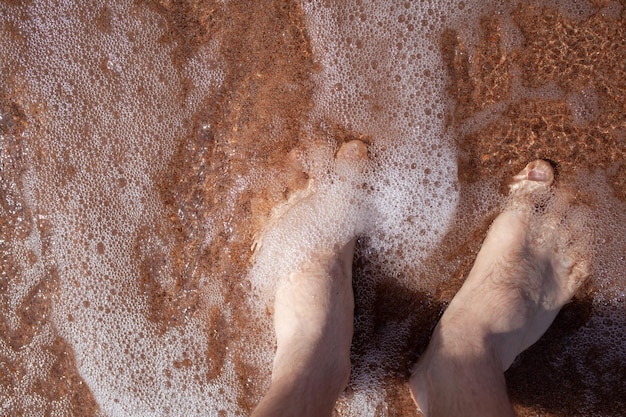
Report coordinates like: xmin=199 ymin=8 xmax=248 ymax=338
xmin=345 ymin=239 xmax=447 ymax=415
xmin=506 ymin=292 xmax=626 ymax=417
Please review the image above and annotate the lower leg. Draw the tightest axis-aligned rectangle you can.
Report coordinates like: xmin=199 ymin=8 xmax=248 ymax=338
xmin=413 ymin=346 xmax=515 ymax=416
xmin=410 ymin=322 xmax=516 ymax=417
xmin=252 ymin=244 xmax=354 ymax=417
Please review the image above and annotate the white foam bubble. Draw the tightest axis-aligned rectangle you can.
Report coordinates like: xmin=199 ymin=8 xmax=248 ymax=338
xmin=3 ymin=0 xmax=625 ymax=415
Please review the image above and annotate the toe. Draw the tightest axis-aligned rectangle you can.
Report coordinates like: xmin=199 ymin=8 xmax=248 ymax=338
xmin=564 ymin=254 xmax=590 ymax=295
xmin=509 ymin=159 xmax=554 ymax=193
xmin=526 ymin=160 xmax=554 ymax=183
xmin=336 ymin=140 xmax=368 ymax=162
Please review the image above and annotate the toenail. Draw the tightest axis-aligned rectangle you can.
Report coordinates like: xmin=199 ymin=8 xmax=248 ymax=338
xmin=528 ymin=169 xmax=550 ymax=182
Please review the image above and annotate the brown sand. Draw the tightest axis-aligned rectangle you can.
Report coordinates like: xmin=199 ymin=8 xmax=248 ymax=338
xmin=1 ymin=1 xmax=625 ymax=416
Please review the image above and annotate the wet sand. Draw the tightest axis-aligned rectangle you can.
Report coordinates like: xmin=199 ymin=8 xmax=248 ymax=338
xmin=1 ymin=0 xmax=625 ymax=416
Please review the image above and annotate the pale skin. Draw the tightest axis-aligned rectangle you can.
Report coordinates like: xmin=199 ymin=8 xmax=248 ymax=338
xmin=251 ymin=151 xmax=588 ymax=417
xmin=409 ymin=159 xmax=588 ymax=417
xmin=251 ymin=140 xmax=365 ymax=417
xmin=249 ymin=242 xmax=355 ymax=417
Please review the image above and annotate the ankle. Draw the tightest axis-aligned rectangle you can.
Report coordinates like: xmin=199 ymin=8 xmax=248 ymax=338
xmin=253 ymin=361 xmax=349 ymax=417
xmin=411 ymin=348 xmax=515 ymax=417
xmin=436 ymin=295 xmax=526 ymax=372
xmin=272 ymin=347 xmax=351 ymax=396
xmin=410 ymin=321 xmax=517 ymax=417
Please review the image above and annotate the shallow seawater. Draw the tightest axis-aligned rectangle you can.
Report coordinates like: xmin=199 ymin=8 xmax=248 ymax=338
xmin=0 ymin=0 xmax=625 ymax=416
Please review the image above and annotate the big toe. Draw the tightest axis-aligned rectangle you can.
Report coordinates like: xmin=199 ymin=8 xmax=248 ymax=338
xmin=336 ymin=140 xmax=368 ymax=162
xmin=510 ymin=159 xmax=554 ymax=194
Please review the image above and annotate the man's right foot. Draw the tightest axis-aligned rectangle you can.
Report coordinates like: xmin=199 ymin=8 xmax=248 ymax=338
xmin=409 ymin=160 xmax=590 ymax=417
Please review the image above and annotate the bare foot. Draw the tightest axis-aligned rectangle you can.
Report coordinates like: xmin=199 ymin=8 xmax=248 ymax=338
xmin=409 ymin=160 xmax=590 ymax=417
xmin=251 ymin=140 xmax=368 ymax=417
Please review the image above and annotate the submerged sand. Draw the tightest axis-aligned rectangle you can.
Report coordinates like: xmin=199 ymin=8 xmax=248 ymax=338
xmin=1 ymin=0 xmax=625 ymax=416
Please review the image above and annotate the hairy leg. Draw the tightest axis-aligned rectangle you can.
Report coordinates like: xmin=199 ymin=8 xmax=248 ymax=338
xmin=251 ymin=140 xmax=368 ymax=417
xmin=409 ymin=160 xmax=589 ymax=417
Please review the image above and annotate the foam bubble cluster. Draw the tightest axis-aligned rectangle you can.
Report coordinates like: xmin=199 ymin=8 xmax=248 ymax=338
xmin=296 ymin=0 xmax=472 ymax=284
xmin=1 ymin=0 xmax=625 ymax=416
xmin=1 ymin=0 xmax=234 ymax=415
